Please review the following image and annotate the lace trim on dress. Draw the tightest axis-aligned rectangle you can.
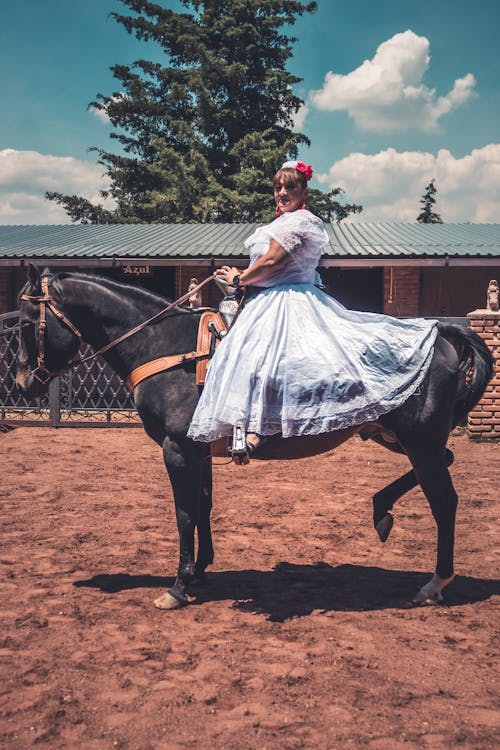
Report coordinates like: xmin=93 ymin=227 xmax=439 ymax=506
xmin=244 ymin=210 xmax=328 ymax=255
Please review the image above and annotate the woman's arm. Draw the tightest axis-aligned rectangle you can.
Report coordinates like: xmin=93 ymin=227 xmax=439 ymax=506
xmin=216 ymin=239 xmax=290 ymax=287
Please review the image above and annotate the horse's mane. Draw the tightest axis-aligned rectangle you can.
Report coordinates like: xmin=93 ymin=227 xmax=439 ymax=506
xmin=55 ymin=271 xmax=176 ymax=308
xmin=18 ymin=269 xmax=201 ymax=322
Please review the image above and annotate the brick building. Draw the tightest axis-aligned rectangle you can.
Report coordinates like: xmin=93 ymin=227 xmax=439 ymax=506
xmin=0 ymin=222 xmax=499 ymax=317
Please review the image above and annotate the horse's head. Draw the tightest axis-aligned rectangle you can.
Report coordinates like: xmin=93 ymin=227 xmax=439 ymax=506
xmin=16 ymin=264 xmax=81 ymax=399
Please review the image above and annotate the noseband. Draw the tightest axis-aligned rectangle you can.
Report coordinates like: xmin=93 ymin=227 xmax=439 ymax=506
xmin=20 ymin=277 xmax=83 ymax=384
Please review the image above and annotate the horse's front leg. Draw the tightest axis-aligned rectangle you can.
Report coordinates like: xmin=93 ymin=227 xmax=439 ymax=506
xmin=154 ymin=436 xmax=205 ymax=610
xmin=195 ymin=447 xmax=214 ymax=581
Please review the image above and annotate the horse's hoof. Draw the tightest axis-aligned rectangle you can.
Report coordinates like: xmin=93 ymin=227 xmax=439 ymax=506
xmin=409 ymin=590 xmax=444 ymax=607
xmin=154 ymin=591 xmax=186 ymax=610
xmin=408 ymin=574 xmax=453 ymax=607
xmin=375 ymin=513 xmax=393 ymax=543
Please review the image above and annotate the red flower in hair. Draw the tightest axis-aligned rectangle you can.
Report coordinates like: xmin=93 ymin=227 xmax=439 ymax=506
xmin=296 ymin=162 xmax=313 ymax=181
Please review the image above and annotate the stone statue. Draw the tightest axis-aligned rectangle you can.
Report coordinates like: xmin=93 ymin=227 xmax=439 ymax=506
xmin=487 ymin=279 xmax=499 ymax=312
xmin=187 ymin=277 xmax=202 ymax=309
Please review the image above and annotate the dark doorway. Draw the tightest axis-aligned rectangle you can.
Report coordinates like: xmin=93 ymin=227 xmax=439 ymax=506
xmin=99 ymin=266 xmax=175 ymax=300
xmin=320 ymin=268 xmax=384 ymax=313
xmin=420 ymin=266 xmax=498 ymax=317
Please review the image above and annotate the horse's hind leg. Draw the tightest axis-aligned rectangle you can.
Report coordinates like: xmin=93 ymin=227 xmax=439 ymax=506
xmin=405 ymin=443 xmax=458 ymax=604
xmin=373 ymin=448 xmax=454 ymax=542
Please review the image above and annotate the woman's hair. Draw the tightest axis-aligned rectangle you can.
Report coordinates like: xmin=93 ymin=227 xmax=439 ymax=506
xmin=273 ymin=167 xmax=307 ymax=191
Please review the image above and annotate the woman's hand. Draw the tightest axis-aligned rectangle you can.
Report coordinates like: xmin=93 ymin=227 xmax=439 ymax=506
xmin=215 ymin=240 xmax=290 ymax=288
xmin=215 ymin=266 xmax=241 ymax=285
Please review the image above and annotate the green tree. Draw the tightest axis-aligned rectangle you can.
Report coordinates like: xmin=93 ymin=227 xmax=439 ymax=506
xmin=48 ymin=0 xmax=361 ymax=224
xmin=308 ymin=187 xmax=362 ymax=222
xmin=416 ymin=178 xmax=443 ymax=224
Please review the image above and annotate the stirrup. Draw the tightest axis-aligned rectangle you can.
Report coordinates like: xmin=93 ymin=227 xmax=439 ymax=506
xmin=231 ymin=427 xmax=268 ymax=464
xmin=231 ymin=426 xmax=250 ymax=464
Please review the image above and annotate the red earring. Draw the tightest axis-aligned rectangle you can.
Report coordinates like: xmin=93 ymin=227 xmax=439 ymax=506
xmin=276 ymin=207 xmax=281 ymax=216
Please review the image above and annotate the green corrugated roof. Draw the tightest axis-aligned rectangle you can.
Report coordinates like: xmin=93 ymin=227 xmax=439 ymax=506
xmin=326 ymin=222 xmax=500 ymax=257
xmin=0 ymin=222 xmax=499 ymax=260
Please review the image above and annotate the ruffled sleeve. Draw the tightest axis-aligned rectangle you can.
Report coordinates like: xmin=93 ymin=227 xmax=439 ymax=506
xmin=266 ymin=210 xmax=328 ymax=254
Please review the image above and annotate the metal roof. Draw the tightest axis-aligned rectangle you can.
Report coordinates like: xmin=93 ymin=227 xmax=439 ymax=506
xmin=326 ymin=222 xmax=500 ymax=258
xmin=0 ymin=222 xmax=499 ymax=263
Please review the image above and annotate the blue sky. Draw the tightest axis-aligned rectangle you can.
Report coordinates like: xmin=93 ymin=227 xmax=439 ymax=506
xmin=1 ymin=0 xmax=499 ymax=223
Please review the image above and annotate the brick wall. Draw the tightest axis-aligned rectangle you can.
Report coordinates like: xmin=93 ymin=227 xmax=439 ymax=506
xmin=467 ymin=309 xmax=500 ymax=440
xmin=383 ymin=267 xmax=420 ymax=316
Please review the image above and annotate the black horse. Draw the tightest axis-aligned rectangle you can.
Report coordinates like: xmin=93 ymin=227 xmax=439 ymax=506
xmin=16 ymin=266 xmax=493 ymax=609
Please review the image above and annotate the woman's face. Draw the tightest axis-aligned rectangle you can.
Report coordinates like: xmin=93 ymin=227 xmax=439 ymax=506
xmin=274 ymin=178 xmax=307 ymax=214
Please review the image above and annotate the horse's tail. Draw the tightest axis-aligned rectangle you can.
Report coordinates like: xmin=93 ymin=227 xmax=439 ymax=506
xmin=437 ymin=322 xmax=494 ymax=426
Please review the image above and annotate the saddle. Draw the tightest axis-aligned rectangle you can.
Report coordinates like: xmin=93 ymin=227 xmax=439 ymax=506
xmin=126 ymin=310 xmax=227 ymax=390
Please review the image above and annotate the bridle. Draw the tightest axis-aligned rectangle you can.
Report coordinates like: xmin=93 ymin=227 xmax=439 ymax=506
xmin=21 ymin=277 xmax=84 ymax=384
xmin=20 ymin=274 xmax=216 ymax=385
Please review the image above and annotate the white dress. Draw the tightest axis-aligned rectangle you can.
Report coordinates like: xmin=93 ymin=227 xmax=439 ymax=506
xmin=187 ymin=210 xmax=438 ymax=441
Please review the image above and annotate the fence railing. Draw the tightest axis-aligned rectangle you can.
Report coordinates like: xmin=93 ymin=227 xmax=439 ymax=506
xmin=0 ymin=311 xmax=139 ymax=427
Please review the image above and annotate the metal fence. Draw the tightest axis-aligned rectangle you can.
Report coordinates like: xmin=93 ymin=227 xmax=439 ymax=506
xmin=0 ymin=311 xmax=139 ymax=427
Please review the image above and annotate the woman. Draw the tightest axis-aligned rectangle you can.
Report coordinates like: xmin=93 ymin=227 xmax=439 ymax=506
xmin=187 ymin=161 xmax=437 ymax=459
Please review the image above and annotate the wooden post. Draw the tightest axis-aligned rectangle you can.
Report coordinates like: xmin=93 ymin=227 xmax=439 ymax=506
xmin=49 ymin=377 xmax=61 ymax=426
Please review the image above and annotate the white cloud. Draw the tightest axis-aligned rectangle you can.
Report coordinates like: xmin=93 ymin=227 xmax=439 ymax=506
xmin=89 ymin=93 xmax=126 ymax=124
xmin=90 ymin=106 xmax=111 ymax=124
xmin=0 ymin=149 xmax=114 ymax=224
xmin=292 ymin=103 xmax=309 ymax=131
xmin=317 ymin=144 xmax=500 ymax=222
xmin=310 ymin=30 xmax=476 ymax=132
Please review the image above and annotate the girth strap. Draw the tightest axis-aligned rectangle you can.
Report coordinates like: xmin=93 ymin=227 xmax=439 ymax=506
xmin=127 ymin=351 xmax=201 ymax=390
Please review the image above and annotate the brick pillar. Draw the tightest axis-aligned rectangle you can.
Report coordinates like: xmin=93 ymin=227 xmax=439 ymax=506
xmin=383 ymin=267 xmax=420 ymax=316
xmin=467 ymin=309 xmax=500 ymax=440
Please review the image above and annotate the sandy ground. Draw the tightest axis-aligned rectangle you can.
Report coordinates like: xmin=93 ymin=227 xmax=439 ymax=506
xmin=0 ymin=427 xmax=498 ymax=749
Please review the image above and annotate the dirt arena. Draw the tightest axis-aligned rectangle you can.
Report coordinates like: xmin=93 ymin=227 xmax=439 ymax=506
xmin=1 ymin=426 xmax=498 ymax=749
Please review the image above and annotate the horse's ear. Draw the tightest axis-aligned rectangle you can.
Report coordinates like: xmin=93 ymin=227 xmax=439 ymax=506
xmin=27 ymin=263 xmax=41 ymax=289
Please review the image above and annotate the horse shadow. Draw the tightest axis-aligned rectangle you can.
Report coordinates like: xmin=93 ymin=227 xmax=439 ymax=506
xmin=74 ymin=562 xmax=500 ymax=622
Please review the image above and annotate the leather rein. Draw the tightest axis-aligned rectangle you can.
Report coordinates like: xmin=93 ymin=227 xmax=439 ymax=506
xmin=20 ymin=275 xmax=216 ymax=385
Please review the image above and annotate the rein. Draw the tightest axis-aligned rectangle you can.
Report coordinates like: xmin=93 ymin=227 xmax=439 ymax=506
xmin=20 ymin=274 xmax=217 ymax=384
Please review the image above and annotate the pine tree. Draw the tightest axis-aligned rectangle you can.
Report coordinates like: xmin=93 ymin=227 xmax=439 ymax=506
xmin=416 ymin=178 xmax=443 ymax=224
xmin=47 ymin=0 xmax=361 ymax=224
xmin=47 ymin=0 xmax=309 ymax=223
xmin=308 ymin=187 xmax=362 ymax=222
